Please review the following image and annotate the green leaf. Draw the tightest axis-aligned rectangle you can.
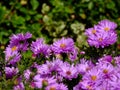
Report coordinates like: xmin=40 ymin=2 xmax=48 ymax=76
xmin=11 ymin=15 xmax=25 ymax=25
xmin=41 ymin=3 xmax=50 ymax=14
xmin=30 ymin=0 xmax=39 ymax=10
xmin=88 ymin=2 xmax=93 ymax=10
xmin=106 ymin=1 xmax=115 ymax=9
xmin=0 ymin=6 xmax=7 ymax=21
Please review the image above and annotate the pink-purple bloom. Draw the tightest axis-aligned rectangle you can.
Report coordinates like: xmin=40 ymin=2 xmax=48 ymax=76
xmin=2 ymin=29 xmax=120 ymax=89
xmin=52 ymin=37 xmax=78 ymax=61
xmin=51 ymin=37 xmax=75 ymax=54
xmin=4 ymin=46 xmax=21 ymax=65
xmin=9 ymin=32 xmax=32 ymax=51
xmin=85 ymin=19 xmax=117 ymax=48
xmin=5 ymin=66 xmax=19 ymax=79
xmin=31 ymin=38 xmax=50 ymax=57
xmin=76 ymin=59 xmax=94 ymax=75
xmin=45 ymin=83 xmax=68 ymax=90
xmin=13 ymin=82 xmax=24 ymax=90
xmin=59 ymin=63 xmax=78 ymax=80
xmin=33 ymin=75 xmax=56 ymax=89
xmin=24 ymin=69 xmax=32 ymax=81
xmin=98 ymin=19 xmax=117 ymax=32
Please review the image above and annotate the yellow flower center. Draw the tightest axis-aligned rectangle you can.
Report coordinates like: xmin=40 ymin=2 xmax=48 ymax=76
xmin=11 ymin=46 xmax=17 ymax=51
xmin=103 ymin=69 xmax=108 ymax=74
xmin=50 ymin=87 xmax=56 ymax=90
xmin=104 ymin=27 xmax=109 ymax=31
xmin=92 ymin=29 xmax=96 ymax=34
xmin=91 ymin=75 xmax=97 ymax=81
xmin=60 ymin=43 xmax=66 ymax=48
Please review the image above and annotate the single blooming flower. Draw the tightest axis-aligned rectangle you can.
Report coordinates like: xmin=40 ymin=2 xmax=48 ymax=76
xmin=51 ymin=37 xmax=75 ymax=54
xmin=4 ymin=46 xmax=21 ymax=65
xmin=76 ymin=59 xmax=94 ymax=75
xmin=33 ymin=75 xmax=56 ymax=88
xmin=5 ymin=66 xmax=19 ymax=79
xmin=31 ymin=38 xmax=50 ymax=57
xmin=45 ymin=83 xmax=68 ymax=90
xmin=13 ymin=82 xmax=24 ymax=90
xmin=9 ymin=32 xmax=32 ymax=51
xmin=87 ymin=31 xmax=117 ymax=48
xmin=59 ymin=63 xmax=78 ymax=80
xmin=85 ymin=25 xmax=98 ymax=36
xmin=98 ymin=19 xmax=117 ymax=32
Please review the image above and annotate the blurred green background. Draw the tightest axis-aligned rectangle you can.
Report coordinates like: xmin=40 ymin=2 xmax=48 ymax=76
xmin=0 ymin=0 xmax=120 ymax=49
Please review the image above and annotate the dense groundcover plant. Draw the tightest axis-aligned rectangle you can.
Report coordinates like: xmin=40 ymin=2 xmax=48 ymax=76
xmin=0 ymin=19 xmax=120 ymax=90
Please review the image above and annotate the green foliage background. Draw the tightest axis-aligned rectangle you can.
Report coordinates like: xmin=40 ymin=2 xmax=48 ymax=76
xmin=0 ymin=0 xmax=120 ymax=51
xmin=0 ymin=0 xmax=120 ymax=89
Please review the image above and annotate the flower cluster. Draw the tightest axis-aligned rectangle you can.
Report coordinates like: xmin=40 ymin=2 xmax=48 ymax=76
xmin=85 ymin=19 xmax=117 ymax=48
xmin=2 ymin=19 xmax=120 ymax=90
xmin=4 ymin=32 xmax=32 ymax=81
xmin=74 ymin=55 xmax=120 ymax=90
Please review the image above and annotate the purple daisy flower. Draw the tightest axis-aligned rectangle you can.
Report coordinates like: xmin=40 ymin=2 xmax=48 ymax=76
xmin=87 ymin=31 xmax=117 ymax=48
xmin=45 ymin=83 xmax=68 ymax=90
xmin=31 ymin=38 xmax=50 ymax=57
xmin=76 ymin=59 xmax=94 ymax=75
xmin=98 ymin=19 xmax=117 ymax=32
xmin=45 ymin=83 xmax=59 ymax=90
xmin=78 ymin=80 xmax=94 ymax=90
xmin=4 ymin=46 xmax=21 ymax=65
xmin=36 ymin=59 xmax=63 ymax=75
xmin=13 ymin=82 xmax=24 ymax=90
xmin=9 ymin=32 xmax=32 ymax=51
xmin=37 ymin=61 xmax=54 ymax=75
xmin=85 ymin=20 xmax=117 ymax=48
xmin=97 ymin=62 xmax=114 ymax=79
xmin=5 ymin=66 xmax=19 ymax=79
xmin=82 ymin=67 xmax=102 ymax=86
xmin=85 ymin=25 xmax=99 ymax=36
xmin=33 ymin=75 xmax=56 ymax=89
xmin=109 ymin=73 xmax=120 ymax=89
xmin=51 ymin=37 xmax=75 ymax=54
xmin=59 ymin=63 xmax=78 ymax=80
